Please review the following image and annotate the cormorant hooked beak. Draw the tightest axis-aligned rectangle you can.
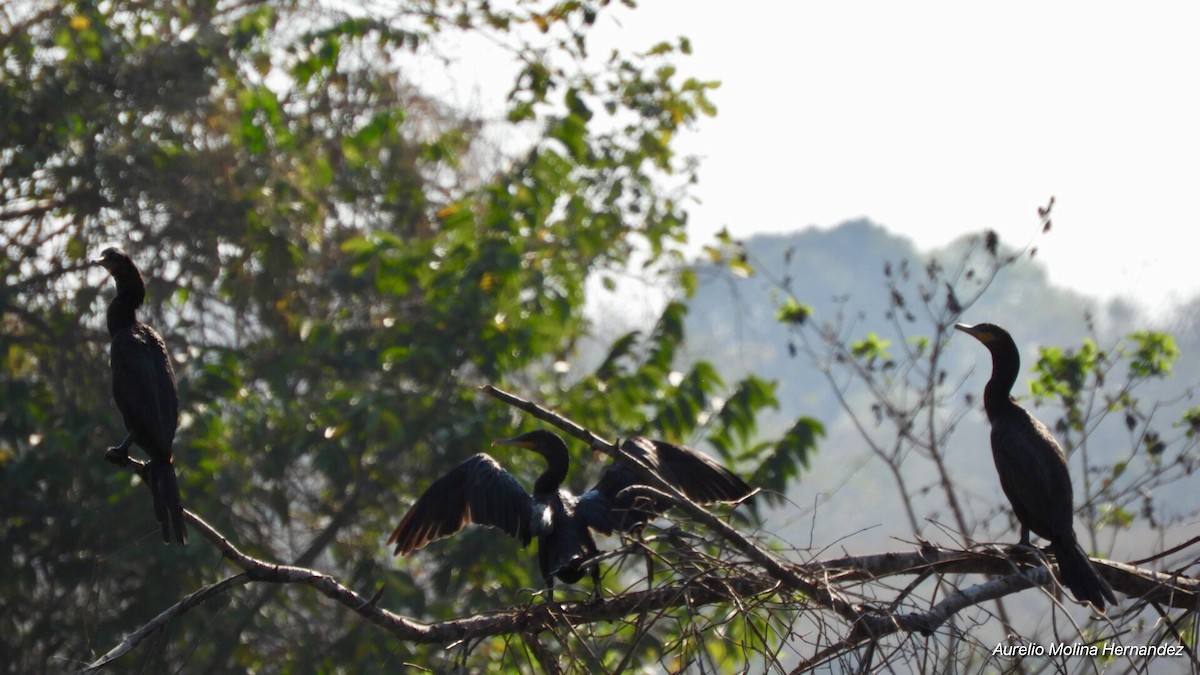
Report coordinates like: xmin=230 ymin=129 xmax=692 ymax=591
xmin=92 ymin=247 xmax=123 ymax=271
xmin=492 ymin=437 xmax=534 ymax=450
xmin=954 ymin=322 xmax=993 ymax=343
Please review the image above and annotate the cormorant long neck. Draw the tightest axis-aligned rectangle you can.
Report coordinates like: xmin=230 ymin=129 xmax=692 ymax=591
xmin=496 ymin=430 xmax=573 ymax=497
xmin=532 ymin=444 xmax=569 ymax=496
xmin=982 ymin=335 xmax=1021 ymax=420
xmin=105 ymin=263 xmax=145 ymax=337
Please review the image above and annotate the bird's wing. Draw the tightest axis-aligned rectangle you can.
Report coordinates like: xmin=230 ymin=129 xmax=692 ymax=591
xmin=578 ymin=437 xmax=752 ymax=534
xmin=142 ymin=325 xmax=179 ymax=447
xmin=577 ymin=462 xmax=644 ymax=534
xmin=111 ymin=325 xmax=178 ymax=459
xmin=991 ymin=409 xmax=1075 ymax=539
xmin=388 ymin=453 xmax=536 ymax=555
xmin=642 ymin=438 xmax=753 ymax=504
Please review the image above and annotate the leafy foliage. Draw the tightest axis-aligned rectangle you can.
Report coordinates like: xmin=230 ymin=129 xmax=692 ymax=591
xmin=1028 ymin=326 xmax=1193 ymax=543
xmin=748 ymin=416 xmax=823 ymax=507
xmin=776 ymin=297 xmax=813 ymax=326
xmin=0 ymin=1 xmax=807 ymax=672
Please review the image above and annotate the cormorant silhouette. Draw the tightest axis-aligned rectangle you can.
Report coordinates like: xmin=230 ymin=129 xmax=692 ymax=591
xmin=957 ymin=322 xmax=1115 ymax=610
xmin=388 ymin=429 xmax=752 ymax=594
xmin=95 ymin=248 xmax=186 ymax=545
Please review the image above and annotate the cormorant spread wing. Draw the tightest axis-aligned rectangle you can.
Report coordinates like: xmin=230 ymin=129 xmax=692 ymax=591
xmin=387 ymin=453 xmax=540 ymax=555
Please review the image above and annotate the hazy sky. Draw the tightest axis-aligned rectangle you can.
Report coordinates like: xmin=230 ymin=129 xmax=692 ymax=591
xmin=432 ymin=2 xmax=1200 ymax=314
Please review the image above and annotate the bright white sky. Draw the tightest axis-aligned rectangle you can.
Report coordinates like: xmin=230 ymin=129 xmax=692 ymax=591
xmin=436 ymin=2 xmax=1200 ymax=314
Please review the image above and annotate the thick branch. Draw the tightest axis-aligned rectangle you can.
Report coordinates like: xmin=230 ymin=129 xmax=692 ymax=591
xmin=813 ymin=544 xmax=1200 ymax=611
xmin=81 ymin=501 xmax=783 ymax=671
xmin=91 ymin=396 xmax=1199 ymax=671
xmin=84 ymin=500 xmax=1199 ymax=672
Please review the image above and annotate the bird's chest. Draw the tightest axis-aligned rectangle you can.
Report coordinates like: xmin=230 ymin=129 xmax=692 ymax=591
xmin=989 ymin=411 xmax=1071 ymax=496
xmin=532 ymin=491 xmax=577 ymax=538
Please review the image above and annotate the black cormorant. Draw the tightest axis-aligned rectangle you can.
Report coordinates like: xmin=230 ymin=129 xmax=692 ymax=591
xmin=956 ymin=322 xmax=1115 ymax=610
xmin=387 ymin=429 xmax=752 ymax=594
xmin=95 ymin=248 xmax=187 ymax=545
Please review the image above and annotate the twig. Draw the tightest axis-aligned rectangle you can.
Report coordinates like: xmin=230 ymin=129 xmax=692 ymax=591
xmin=479 ymin=384 xmax=611 ymax=448
xmin=850 ymin=567 xmax=1051 ymax=641
xmin=789 ymin=569 xmax=1052 ymax=675
xmin=82 ymin=573 xmax=251 ymax=672
xmin=521 ymin=631 xmax=564 ymax=675
xmin=1130 ymin=535 xmax=1200 ymax=567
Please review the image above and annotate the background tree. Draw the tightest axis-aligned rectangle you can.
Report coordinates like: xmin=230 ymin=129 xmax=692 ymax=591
xmin=0 ymin=0 xmax=810 ymax=671
xmin=692 ymin=217 xmax=1200 ymax=671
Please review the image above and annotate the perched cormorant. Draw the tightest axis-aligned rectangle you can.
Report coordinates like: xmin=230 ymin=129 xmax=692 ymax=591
xmin=95 ymin=248 xmax=187 ymax=545
xmin=956 ymin=322 xmax=1115 ymax=610
xmin=388 ymin=429 xmax=752 ymax=593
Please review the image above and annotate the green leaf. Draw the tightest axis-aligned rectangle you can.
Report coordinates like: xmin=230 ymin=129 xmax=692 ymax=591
xmin=728 ymin=256 xmax=753 ymax=278
xmin=776 ymin=298 xmax=812 ymax=326
xmin=1098 ymin=504 xmax=1135 ymax=529
xmin=851 ymin=333 xmax=891 ymax=363
xmin=1128 ymin=331 xmax=1178 ymax=378
xmin=748 ymin=417 xmax=823 ymax=508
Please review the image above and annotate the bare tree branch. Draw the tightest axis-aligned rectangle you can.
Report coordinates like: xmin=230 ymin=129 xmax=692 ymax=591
xmin=87 ymin=389 xmax=1199 ymax=671
xmin=82 ymin=573 xmax=251 ymax=672
xmin=812 ymin=544 xmax=1200 ymax=610
xmin=81 ymin=499 xmax=1198 ymax=672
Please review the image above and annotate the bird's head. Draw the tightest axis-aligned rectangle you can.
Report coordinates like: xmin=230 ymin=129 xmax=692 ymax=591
xmin=954 ymin=322 xmax=1008 ymax=346
xmin=93 ymin=247 xmax=146 ymax=307
xmin=492 ymin=429 xmax=569 ymax=459
xmin=93 ymin=247 xmax=135 ymax=275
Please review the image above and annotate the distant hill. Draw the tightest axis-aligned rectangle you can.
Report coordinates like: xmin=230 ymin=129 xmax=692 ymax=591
xmin=681 ymin=219 xmax=1200 ymax=559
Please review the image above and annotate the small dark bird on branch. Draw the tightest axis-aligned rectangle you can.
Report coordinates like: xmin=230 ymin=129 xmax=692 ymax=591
xmin=388 ymin=429 xmax=752 ymax=595
xmin=95 ymin=248 xmax=186 ymax=545
xmin=956 ymin=322 xmax=1115 ymax=610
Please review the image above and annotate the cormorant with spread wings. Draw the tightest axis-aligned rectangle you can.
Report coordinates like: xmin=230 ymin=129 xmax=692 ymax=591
xmin=388 ymin=429 xmax=752 ymax=593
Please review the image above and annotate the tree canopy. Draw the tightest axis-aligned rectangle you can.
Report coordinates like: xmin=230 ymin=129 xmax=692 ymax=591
xmin=1 ymin=0 xmax=812 ymax=671
xmin=3 ymin=1 xmax=1199 ymax=673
